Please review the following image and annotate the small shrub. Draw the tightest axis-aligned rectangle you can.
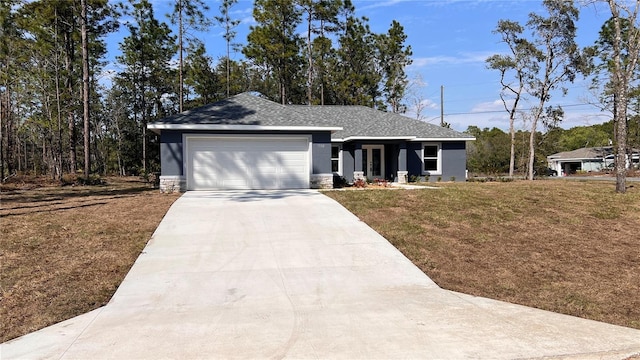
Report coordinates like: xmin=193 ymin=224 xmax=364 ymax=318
xmin=373 ymin=178 xmax=390 ymax=187
xmin=468 ymin=177 xmax=486 ymax=183
xmin=77 ymin=175 xmax=106 ymax=186
xmin=333 ymin=176 xmax=349 ymax=188
xmin=437 ymin=176 xmax=442 ymax=182
xmin=450 ymin=176 xmax=456 ymax=182
xmin=60 ymin=174 xmax=78 ymax=186
xmin=353 ymin=178 xmax=367 ymax=188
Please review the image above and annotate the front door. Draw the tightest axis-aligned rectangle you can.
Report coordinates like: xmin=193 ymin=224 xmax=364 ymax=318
xmin=362 ymin=145 xmax=385 ymax=180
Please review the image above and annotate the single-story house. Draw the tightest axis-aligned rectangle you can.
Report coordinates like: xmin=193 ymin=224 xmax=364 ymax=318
xmin=547 ymin=146 xmax=639 ymax=175
xmin=148 ymin=92 xmax=475 ymax=192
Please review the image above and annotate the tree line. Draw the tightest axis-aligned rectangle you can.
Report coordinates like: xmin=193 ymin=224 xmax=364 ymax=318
xmin=0 ymin=0 xmax=412 ymax=181
xmin=466 ymin=120 xmax=640 ymax=175
xmin=486 ymin=0 xmax=640 ymax=192
xmin=2 ymin=0 xmax=639 ymax=193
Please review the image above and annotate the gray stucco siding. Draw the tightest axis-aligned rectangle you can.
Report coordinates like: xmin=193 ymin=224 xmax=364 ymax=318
xmin=407 ymin=142 xmax=423 ymax=178
xmin=407 ymin=141 xmax=467 ymax=182
xmin=341 ymin=144 xmax=355 ymax=182
xmin=160 ymin=131 xmax=183 ymax=176
xmin=311 ymin=132 xmax=332 ymax=174
xmin=441 ymin=141 xmax=467 ymax=181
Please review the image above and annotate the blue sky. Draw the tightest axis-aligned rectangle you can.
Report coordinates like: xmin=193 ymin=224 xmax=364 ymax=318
xmin=106 ymin=0 xmax=614 ymax=132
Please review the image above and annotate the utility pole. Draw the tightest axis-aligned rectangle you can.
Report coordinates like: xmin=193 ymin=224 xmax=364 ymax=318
xmin=440 ymin=85 xmax=444 ymax=127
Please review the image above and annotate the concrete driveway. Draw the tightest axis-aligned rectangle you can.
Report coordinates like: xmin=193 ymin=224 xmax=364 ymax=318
xmin=3 ymin=190 xmax=640 ymax=359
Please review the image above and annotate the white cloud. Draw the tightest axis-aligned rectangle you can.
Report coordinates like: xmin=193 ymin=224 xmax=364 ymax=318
xmin=470 ymin=99 xmax=505 ymax=113
xmin=240 ymin=15 xmax=256 ymax=26
xmin=357 ymin=0 xmax=408 ymax=11
xmin=409 ymin=51 xmax=495 ymax=68
xmin=443 ymin=106 xmax=612 ymax=133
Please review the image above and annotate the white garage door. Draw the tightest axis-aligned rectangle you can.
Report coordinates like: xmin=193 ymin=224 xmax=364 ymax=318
xmin=187 ymin=136 xmax=310 ymax=190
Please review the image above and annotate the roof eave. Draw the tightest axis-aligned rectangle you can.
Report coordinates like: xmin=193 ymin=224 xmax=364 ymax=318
xmin=411 ymin=137 xmax=476 ymax=142
xmin=338 ymin=136 xmax=417 ymax=141
xmin=147 ymin=124 xmax=343 ymax=133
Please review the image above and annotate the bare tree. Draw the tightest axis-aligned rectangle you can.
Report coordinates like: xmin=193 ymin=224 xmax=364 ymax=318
xmin=405 ymin=73 xmax=430 ymax=121
xmin=487 ymin=20 xmax=538 ymax=177
xmin=525 ymin=0 xmax=583 ymax=180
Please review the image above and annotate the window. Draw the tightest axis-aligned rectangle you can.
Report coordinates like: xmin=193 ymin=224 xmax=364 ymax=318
xmin=331 ymin=145 xmax=341 ymax=174
xmin=422 ymin=143 xmax=441 ymax=174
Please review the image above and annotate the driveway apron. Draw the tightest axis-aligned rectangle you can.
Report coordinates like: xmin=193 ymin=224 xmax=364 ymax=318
xmin=3 ymin=190 xmax=640 ymax=359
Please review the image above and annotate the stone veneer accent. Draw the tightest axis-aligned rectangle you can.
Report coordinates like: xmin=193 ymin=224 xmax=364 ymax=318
xmin=310 ymin=173 xmax=334 ymax=189
xmin=397 ymin=171 xmax=408 ymax=184
xmin=159 ymin=176 xmax=185 ymax=193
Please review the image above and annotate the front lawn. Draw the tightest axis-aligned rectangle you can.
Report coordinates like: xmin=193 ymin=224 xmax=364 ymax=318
xmin=324 ymin=180 xmax=640 ymax=330
xmin=2 ymin=178 xmax=638 ymax=343
xmin=0 ymin=177 xmax=179 ymax=342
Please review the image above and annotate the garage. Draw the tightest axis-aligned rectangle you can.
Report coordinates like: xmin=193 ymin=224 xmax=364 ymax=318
xmin=186 ymin=135 xmax=310 ymax=190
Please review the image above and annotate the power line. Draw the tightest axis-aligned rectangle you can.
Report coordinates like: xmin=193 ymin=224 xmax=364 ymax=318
xmin=443 ymin=103 xmax=602 ymax=116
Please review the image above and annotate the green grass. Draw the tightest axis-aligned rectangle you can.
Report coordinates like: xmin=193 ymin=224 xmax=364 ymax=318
xmin=324 ymin=180 xmax=640 ymax=330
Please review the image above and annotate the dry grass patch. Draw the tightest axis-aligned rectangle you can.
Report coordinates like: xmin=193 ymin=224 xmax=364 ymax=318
xmin=0 ymin=177 xmax=179 ymax=342
xmin=325 ymin=180 xmax=640 ymax=330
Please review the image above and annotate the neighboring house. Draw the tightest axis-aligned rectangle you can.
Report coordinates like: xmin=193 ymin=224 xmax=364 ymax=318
xmin=148 ymin=92 xmax=475 ymax=192
xmin=547 ymin=146 xmax=639 ymax=175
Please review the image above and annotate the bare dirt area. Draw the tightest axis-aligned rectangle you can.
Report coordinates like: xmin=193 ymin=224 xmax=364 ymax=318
xmin=0 ymin=177 xmax=179 ymax=342
xmin=324 ymin=180 xmax=640 ymax=330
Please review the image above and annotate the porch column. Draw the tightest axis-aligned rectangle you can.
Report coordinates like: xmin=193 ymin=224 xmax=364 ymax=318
xmin=397 ymin=142 xmax=408 ymax=183
xmin=353 ymin=144 xmax=364 ymax=180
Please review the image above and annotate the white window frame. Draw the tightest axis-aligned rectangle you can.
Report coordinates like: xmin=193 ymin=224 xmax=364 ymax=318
xmin=331 ymin=144 xmax=342 ymax=175
xmin=422 ymin=142 xmax=442 ymax=175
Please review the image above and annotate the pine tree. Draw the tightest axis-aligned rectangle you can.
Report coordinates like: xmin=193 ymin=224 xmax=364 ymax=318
xmin=214 ymin=0 xmax=240 ymax=98
xmin=330 ymin=15 xmax=380 ymax=106
xmin=243 ymin=0 xmax=303 ymax=104
xmin=168 ymin=0 xmax=211 ymax=112
xmin=184 ymin=41 xmax=219 ymax=106
xmin=117 ymin=0 xmax=177 ymax=174
xmin=378 ymin=20 xmax=413 ymax=113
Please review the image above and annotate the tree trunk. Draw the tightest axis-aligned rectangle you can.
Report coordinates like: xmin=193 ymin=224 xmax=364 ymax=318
xmin=226 ymin=42 xmax=230 ymax=98
xmin=509 ymin=124 xmax=515 ymax=177
xmin=0 ymin=90 xmax=5 ymax=181
xmin=528 ymin=117 xmax=537 ymax=180
xmin=178 ymin=0 xmax=184 ymax=112
xmin=607 ymin=0 xmax=640 ymax=193
xmin=54 ymin=14 xmax=64 ymax=180
xmin=615 ymin=95 xmax=628 ymax=193
xmin=81 ymin=0 xmax=90 ymax=180
xmin=306 ymin=9 xmax=313 ymax=105
xmin=64 ymin=31 xmax=77 ymax=174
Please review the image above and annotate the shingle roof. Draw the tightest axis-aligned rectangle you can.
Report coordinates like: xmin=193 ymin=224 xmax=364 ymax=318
xmin=150 ymin=92 xmax=474 ymax=141
xmin=548 ymin=146 xmax=640 ymax=160
xmin=547 ymin=147 xmax=614 ymax=160
xmin=289 ymin=105 xmax=473 ymax=140
xmin=150 ymin=92 xmax=310 ymax=126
